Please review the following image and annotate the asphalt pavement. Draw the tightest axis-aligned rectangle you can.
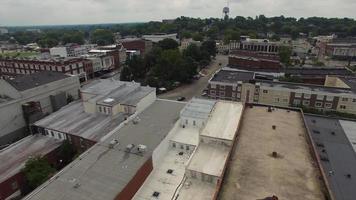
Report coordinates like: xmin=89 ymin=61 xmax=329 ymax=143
xmin=158 ymin=54 xmax=228 ymax=101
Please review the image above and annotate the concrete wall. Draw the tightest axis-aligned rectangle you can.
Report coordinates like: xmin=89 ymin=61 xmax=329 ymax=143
xmin=186 ymin=169 xmax=219 ymax=185
xmin=180 ymin=116 xmax=206 ymax=128
xmin=136 ymin=90 xmax=156 ymax=114
xmin=0 ymin=76 xmax=80 ymax=145
xmin=200 ymin=135 xmax=232 ymax=147
xmin=258 ymin=87 xmax=291 ymax=107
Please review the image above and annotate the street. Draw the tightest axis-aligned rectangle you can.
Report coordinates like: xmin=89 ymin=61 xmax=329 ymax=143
xmin=158 ymin=54 xmax=228 ymax=101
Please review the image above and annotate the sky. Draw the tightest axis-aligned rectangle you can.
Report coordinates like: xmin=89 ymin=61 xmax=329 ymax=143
xmin=0 ymin=0 xmax=356 ymax=26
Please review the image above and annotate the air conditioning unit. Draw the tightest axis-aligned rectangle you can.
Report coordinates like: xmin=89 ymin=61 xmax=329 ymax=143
xmin=126 ymin=144 xmax=135 ymax=152
xmin=109 ymin=139 xmax=119 ymax=148
xmin=137 ymin=144 xmax=147 ymax=153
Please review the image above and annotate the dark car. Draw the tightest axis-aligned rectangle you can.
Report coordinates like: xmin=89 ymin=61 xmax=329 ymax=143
xmin=176 ymin=96 xmax=186 ymax=101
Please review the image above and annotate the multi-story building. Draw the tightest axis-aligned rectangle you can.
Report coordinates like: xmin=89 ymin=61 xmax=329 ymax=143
xmin=121 ymin=38 xmax=153 ymax=56
xmin=90 ymin=44 xmax=126 ymax=68
xmin=0 ymin=57 xmax=88 ymax=82
xmin=32 ymin=79 xmax=156 ymax=151
xmin=207 ymin=68 xmax=356 ymax=115
xmin=228 ymin=55 xmax=282 ymax=72
xmin=142 ymin=33 xmax=178 ymax=43
xmin=0 ymin=71 xmax=80 ymax=145
xmin=50 ymin=44 xmax=97 ymax=58
xmin=240 ymin=38 xmax=281 ymax=54
xmin=0 ymin=135 xmax=62 ymax=200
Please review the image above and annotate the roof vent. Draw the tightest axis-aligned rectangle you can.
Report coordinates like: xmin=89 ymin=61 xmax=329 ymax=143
xmin=331 ymin=131 xmax=336 ymax=135
xmin=137 ymin=144 xmax=147 ymax=153
xmin=133 ymin=117 xmax=140 ymax=124
xmin=167 ymin=169 xmax=173 ymax=174
xmin=267 ymin=107 xmax=272 ymax=112
xmin=109 ymin=139 xmax=119 ymax=149
xmin=346 ymin=174 xmax=352 ymax=179
xmin=272 ymin=151 xmax=278 ymax=158
xmin=320 ymin=155 xmax=329 ymax=162
xmin=126 ymin=144 xmax=135 ymax=152
xmin=73 ymin=183 xmax=81 ymax=189
xmin=152 ymin=191 xmax=160 ymax=198
xmin=272 ymin=125 xmax=276 ymax=130
xmin=178 ymin=152 xmax=184 ymax=156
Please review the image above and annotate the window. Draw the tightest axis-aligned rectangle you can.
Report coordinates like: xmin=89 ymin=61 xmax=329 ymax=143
xmin=316 ymin=95 xmax=324 ymax=100
xmin=185 ymin=119 xmax=188 ymax=125
xmin=193 ymin=121 xmax=196 ymax=126
xmin=326 ymin=96 xmax=334 ymax=101
xmin=51 ymin=131 xmax=54 ymax=137
xmin=293 ymin=99 xmax=301 ymax=105
xmin=180 ymin=145 xmax=184 ymax=149
xmin=58 ymin=133 xmax=62 ymax=139
xmin=99 ymin=106 xmax=102 ymax=113
xmin=236 ymin=93 xmax=241 ymax=98
xmin=172 ymin=142 xmax=176 ymax=148
xmin=80 ymin=138 xmax=85 ymax=148
xmin=232 ymin=92 xmax=236 ymax=97
xmin=303 ymin=94 xmax=311 ymax=99
xmin=103 ymin=107 xmax=107 ymax=113
xmin=342 ymin=97 xmax=348 ymax=102
xmin=219 ymin=85 xmax=225 ymax=90
xmin=219 ymin=91 xmax=225 ymax=96
xmin=263 ymin=90 xmax=268 ymax=94
xmin=295 ymin=93 xmax=302 ymax=98
xmin=315 ymin=102 xmax=322 ymax=108
xmin=303 ymin=100 xmax=310 ymax=106
xmin=186 ymin=146 xmax=190 ymax=150
xmin=237 ymin=86 xmax=241 ymax=92
xmin=353 ymin=99 xmax=356 ymax=102
xmin=340 ymin=105 xmax=346 ymax=109
xmin=210 ymin=84 xmax=216 ymax=89
xmin=274 ymin=98 xmax=280 ymax=102
xmin=325 ymin=103 xmax=332 ymax=109
xmin=210 ymin=90 xmax=216 ymax=95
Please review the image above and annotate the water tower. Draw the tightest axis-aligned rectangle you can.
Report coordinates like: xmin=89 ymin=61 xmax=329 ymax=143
xmin=223 ymin=6 xmax=230 ymax=18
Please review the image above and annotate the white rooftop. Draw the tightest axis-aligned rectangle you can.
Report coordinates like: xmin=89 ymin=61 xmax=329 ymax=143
xmin=339 ymin=120 xmax=356 ymax=153
xmin=200 ymin=101 xmax=243 ymax=141
xmin=133 ymin=148 xmax=192 ymax=200
xmin=186 ymin=143 xmax=230 ymax=177
xmin=180 ymin=98 xmax=216 ymax=120
xmin=176 ymin=179 xmax=216 ymax=200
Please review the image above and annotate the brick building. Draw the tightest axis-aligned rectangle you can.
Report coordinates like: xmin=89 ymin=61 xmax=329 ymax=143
xmin=207 ymin=68 xmax=356 ymax=115
xmin=0 ymin=57 xmax=88 ymax=82
xmin=121 ymin=38 xmax=153 ymax=56
xmin=228 ymin=55 xmax=282 ymax=72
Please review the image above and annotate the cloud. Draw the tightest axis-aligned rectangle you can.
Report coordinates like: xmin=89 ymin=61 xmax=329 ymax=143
xmin=0 ymin=0 xmax=355 ymax=26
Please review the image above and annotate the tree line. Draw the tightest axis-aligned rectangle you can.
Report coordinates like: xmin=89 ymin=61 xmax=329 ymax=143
xmin=120 ymin=38 xmax=216 ymax=89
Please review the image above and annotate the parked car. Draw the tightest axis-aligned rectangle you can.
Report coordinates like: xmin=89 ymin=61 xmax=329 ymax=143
xmin=176 ymin=96 xmax=186 ymax=101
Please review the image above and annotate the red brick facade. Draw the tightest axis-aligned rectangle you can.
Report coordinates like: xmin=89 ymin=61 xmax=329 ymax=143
xmin=228 ymin=56 xmax=282 ymax=72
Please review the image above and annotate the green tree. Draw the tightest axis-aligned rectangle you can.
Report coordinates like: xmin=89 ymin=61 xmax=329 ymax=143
xmin=120 ymin=66 xmax=133 ymax=81
xmin=279 ymin=46 xmax=292 ymax=66
xmin=158 ymin=38 xmax=179 ymax=50
xmin=62 ymin=31 xmax=85 ymax=45
xmin=91 ymin=29 xmax=114 ymax=45
xmin=22 ymin=156 xmax=56 ymax=189
xmin=201 ymin=40 xmax=216 ymax=58
xmin=126 ymin=55 xmax=146 ymax=79
xmin=57 ymin=140 xmax=77 ymax=167
xmin=183 ymin=44 xmax=202 ymax=62
xmin=192 ymin=32 xmax=203 ymax=41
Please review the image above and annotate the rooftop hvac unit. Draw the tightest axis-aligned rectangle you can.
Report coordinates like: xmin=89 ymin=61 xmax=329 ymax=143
xmin=109 ymin=139 xmax=119 ymax=148
xmin=137 ymin=144 xmax=147 ymax=153
xmin=126 ymin=144 xmax=134 ymax=152
xmin=133 ymin=117 xmax=140 ymax=124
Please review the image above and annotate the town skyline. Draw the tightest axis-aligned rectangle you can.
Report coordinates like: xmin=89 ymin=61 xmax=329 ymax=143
xmin=1 ymin=0 xmax=356 ymax=26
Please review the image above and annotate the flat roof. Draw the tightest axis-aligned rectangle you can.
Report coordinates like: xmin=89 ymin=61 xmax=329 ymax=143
xmin=304 ymin=115 xmax=356 ymax=200
xmin=260 ymin=80 xmax=354 ymax=94
xmin=219 ymin=106 xmax=324 ymax=200
xmin=25 ymin=99 xmax=185 ymax=200
xmin=285 ymin=67 xmax=353 ymax=76
xmin=82 ymin=79 xmax=155 ymax=106
xmin=187 ymin=143 xmax=229 ymax=177
xmin=6 ymin=71 xmax=70 ymax=91
xmin=34 ymin=101 xmax=126 ymax=141
xmin=210 ymin=69 xmax=255 ymax=84
xmin=200 ymin=101 xmax=243 ymax=141
xmin=0 ymin=135 xmax=62 ymax=183
xmin=180 ymin=98 xmax=216 ymax=120
xmin=176 ymin=179 xmax=216 ymax=200
xmin=339 ymin=120 xmax=356 ymax=153
xmin=133 ymin=148 xmax=193 ymax=200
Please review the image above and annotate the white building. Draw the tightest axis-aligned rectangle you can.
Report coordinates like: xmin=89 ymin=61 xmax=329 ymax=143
xmin=0 ymin=71 xmax=80 ymax=145
xmin=0 ymin=27 xmax=9 ymax=35
xmin=142 ymin=33 xmax=178 ymax=43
